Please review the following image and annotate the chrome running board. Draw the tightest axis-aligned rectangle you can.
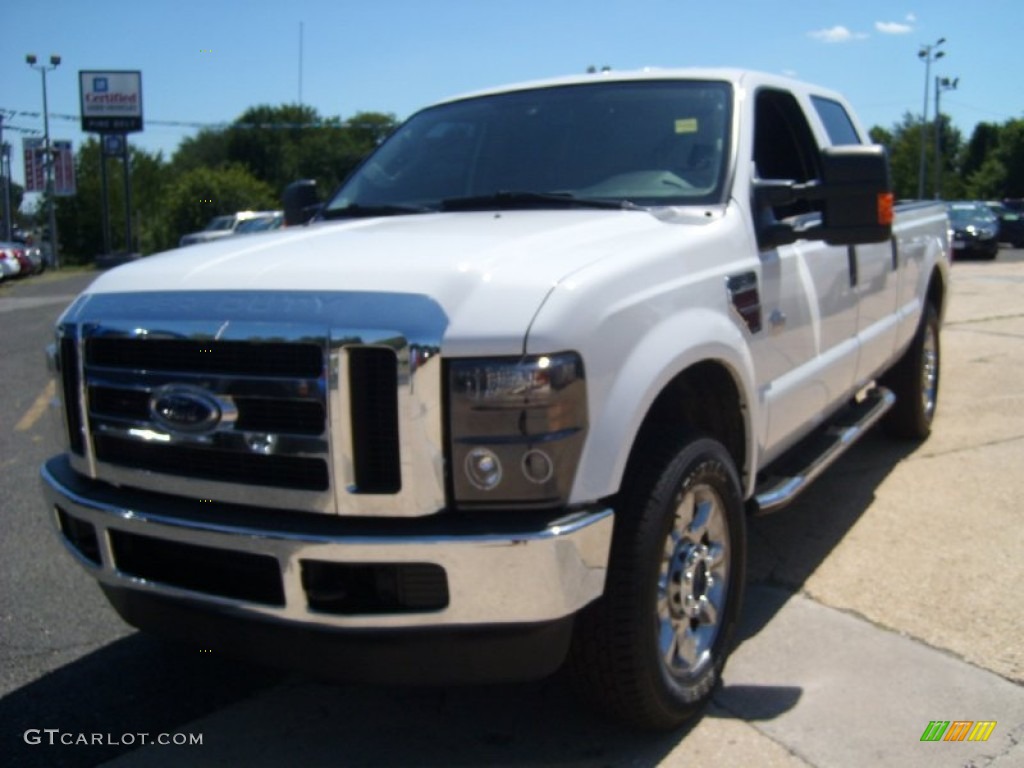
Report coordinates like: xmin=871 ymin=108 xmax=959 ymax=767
xmin=751 ymin=386 xmax=895 ymax=515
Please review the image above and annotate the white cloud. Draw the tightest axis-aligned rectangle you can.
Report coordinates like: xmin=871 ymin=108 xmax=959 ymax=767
xmin=875 ymin=20 xmax=913 ymax=34
xmin=906 ymin=13 xmax=917 ymax=22
xmin=808 ymin=26 xmax=868 ymax=43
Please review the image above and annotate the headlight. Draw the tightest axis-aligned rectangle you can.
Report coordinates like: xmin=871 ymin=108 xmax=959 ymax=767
xmin=447 ymin=352 xmax=587 ymax=508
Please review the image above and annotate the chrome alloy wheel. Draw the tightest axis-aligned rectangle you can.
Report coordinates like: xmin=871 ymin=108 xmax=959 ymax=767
xmin=921 ymin=321 xmax=939 ymax=421
xmin=656 ymin=483 xmax=731 ymax=678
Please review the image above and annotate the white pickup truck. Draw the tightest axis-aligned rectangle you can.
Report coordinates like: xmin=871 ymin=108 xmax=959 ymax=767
xmin=43 ymin=69 xmax=949 ymax=729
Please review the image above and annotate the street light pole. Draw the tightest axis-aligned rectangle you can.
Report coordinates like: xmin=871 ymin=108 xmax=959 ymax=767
xmin=0 ymin=114 xmax=11 ymax=242
xmin=934 ymin=76 xmax=959 ymax=200
xmin=917 ymin=38 xmax=946 ymax=200
xmin=26 ymin=53 xmax=61 ymax=269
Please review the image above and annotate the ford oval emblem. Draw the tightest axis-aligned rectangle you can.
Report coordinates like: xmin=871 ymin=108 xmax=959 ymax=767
xmin=149 ymin=386 xmax=222 ymax=433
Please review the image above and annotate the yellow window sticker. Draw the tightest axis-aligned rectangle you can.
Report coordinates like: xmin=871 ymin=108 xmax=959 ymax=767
xmin=675 ymin=118 xmax=699 ymax=134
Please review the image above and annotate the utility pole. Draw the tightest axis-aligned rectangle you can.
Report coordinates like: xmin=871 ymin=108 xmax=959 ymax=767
xmin=917 ymin=38 xmax=946 ymax=200
xmin=0 ymin=114 xmax=12 ymax=241
xmin=26 ymin=53 xmax=61 ymax=268
xmin=933 ymin=76 xmax=959 ymax=200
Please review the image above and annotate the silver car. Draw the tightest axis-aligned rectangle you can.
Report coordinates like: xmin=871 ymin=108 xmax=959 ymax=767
xmin=179 ymin=211 xmax=281 ymax=247
xmin=0 ymin=242 xmax=24 ymax=279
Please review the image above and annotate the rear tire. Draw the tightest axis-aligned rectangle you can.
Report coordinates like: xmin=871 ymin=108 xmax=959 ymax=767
xmin=882 ymin=303 xmax=940 ymax=439
xmin=568 ymin=436 xmax=746 ymax=730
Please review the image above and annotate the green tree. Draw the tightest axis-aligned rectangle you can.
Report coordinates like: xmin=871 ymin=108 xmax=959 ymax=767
xmin=932 ymin=115 xmax=964 ymax=200
xmin=870 ymin=112 xmax=962 ymax=200
xmin=964 ymin=157 xmax=1007 ymax=200
xmin=172 ymin=128 xmax=231 ymax=175
xmin=960 ymin=119 xmax=1024 ymax=200
xmin=225 ymin=104 xmax=321 ymax=193
xmin=870 ymin=112 xmax=924 ymax=199
xmin=53 ymin=138 xmax=170 ymax=264
xmin=994 ymin=119 xmax=1024 ymax=198
xmin=168 ymin=105 xmax=398 ymax=202
xmin=343 ymin=111 xmax=397 ymax=149
xmin=162 ymin=164 xmax=276 ymax=244
xmin=960 ymin=122 xmax=1000 ymax=181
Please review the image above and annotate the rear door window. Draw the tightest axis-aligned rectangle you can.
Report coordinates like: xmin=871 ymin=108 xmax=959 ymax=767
xmin=811 ymin=96 xmax=862 ymax=146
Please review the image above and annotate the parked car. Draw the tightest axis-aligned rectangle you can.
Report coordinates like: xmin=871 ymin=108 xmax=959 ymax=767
xmin=0 ymin=243 xmax=25 ymax=279
xmin=13 ymin=248 xmax=34 ymax=275
xmin=985 ymin=201 xmax=1024 ymax=247
xmin=233 ymin=211 xmax=284 ymax=235
xmin=179 ymin=211 xmax=280 ymax=247
xmin=23 ymin=245 xmax=45 ymax=274
xmin=1 ymin=241 xmax=44 ymax=275
xmin=948 ymin=201 xmax=999 ymax=259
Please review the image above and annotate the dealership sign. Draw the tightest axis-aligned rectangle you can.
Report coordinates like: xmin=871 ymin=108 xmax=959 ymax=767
xmin=22 ymin=138 xmax=76 ymax=196
xmin=79 ymin=70 xmax=143 ymax=132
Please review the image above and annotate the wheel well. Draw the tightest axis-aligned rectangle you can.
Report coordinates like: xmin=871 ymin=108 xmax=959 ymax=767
xmin=622 ymin=361 xmax=747 ymax=491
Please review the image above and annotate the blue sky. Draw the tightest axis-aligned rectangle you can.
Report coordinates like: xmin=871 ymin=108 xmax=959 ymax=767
xmin=3 ymin=0 xmax=1022 ymax=192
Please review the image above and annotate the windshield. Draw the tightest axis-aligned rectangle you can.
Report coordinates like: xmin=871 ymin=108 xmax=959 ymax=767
xmin=948 ymin=204 xmax=997 ymax=226
xmin=236 ymin=214 xmax=282 ymax=233
xmin=205 ymin=216 xmax=236 ymax=231
xmin=324 ymin=80 xmax=732 ymax=216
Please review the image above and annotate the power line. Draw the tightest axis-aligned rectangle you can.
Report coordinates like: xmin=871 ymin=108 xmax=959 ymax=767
xmin=0 ymin=107 xmax=353 ymax=131
xmin=942 ymin=99 xmax=1021 ymax=122
xmin=2 ymin=124 xmax=42 ymax=134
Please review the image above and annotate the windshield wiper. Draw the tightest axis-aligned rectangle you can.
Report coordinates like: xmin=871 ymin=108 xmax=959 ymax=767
xmin=440 ymin=191 xmax=639 ymax=212
xmin=320 ymin=203 xmax=435 ymax=220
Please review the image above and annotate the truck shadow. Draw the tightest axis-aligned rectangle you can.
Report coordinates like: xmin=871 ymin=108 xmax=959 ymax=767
xmin=742 ymin=430 xmax=919 ymax=626
xmin=1 ymin=433 xmax=916 ymax=768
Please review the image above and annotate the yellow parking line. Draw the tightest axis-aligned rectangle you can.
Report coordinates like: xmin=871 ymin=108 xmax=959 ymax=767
xmin=15 ymin=380 xmax=56 ymax=432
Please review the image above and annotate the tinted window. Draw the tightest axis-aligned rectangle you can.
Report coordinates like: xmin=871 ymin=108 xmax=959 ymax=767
xmin=811 ymin=96 xmax=862 ymax=146
xmin=754 ymin=89 xmax=822 ymax=217
xmin=326 ymin=80 xmax=733 ymax=211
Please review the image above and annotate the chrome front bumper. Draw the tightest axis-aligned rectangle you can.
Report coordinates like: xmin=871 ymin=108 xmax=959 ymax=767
xmin=41 ymin=456 xmax=613 ymax=630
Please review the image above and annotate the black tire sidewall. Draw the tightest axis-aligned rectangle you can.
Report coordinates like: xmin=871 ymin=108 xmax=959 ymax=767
xmin=638 ymin=439 xmax=746 ymax=712
xmin=571 ymin=435 xmax=746 ymax=728
xmin=884 ymin=303 xmax=940 ymax=439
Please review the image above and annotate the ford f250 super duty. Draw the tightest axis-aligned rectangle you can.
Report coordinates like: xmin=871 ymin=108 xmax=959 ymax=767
xmin=42 ymin=69 xmax=950 ymax=729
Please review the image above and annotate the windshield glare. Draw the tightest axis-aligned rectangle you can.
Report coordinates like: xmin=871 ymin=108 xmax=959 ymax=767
xmin=325 ymin=80 xmax=732 ymax=214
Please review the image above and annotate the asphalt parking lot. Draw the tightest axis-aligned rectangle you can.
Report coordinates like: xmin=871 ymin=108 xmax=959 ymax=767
xmin=2 ymin=250 xmax=1022 ymax=767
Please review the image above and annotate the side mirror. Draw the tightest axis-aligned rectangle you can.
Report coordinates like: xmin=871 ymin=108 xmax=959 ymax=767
xmin=282 ymin=179 xmax=321 ymax=226
xmin=753 ymin=145 xmax=893 ymax=249
xmin=819 ymin=145 xmax=893 ymax=245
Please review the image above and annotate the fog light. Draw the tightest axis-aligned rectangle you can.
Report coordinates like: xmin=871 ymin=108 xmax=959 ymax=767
xmin=465 ymin=447 xmax=502 ymax=490
xmin=521 ymin=449 xmax=554 ymax=484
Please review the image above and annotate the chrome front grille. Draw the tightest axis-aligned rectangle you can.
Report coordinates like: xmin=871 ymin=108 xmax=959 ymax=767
xmin=86 ymin=336 xmax=324 ymax=377
xmin=55 ymin=290 xmax=447 ymax=517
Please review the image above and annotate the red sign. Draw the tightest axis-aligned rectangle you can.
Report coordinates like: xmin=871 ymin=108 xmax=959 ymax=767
xmin=21 ymin=138 xmax=76 ymax=196
xmin=22 ymin=138 xmax=45 ymax=193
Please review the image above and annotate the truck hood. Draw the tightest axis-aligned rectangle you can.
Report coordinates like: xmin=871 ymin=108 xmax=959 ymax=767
xmin=85 ymin=209 xmax=713 ymax=355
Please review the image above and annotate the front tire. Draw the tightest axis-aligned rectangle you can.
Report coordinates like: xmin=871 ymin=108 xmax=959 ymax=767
xmin=882 ymin=303 xmax=940 ymax=439
xmin=568 ymin=436 xmax=746 ymax=730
